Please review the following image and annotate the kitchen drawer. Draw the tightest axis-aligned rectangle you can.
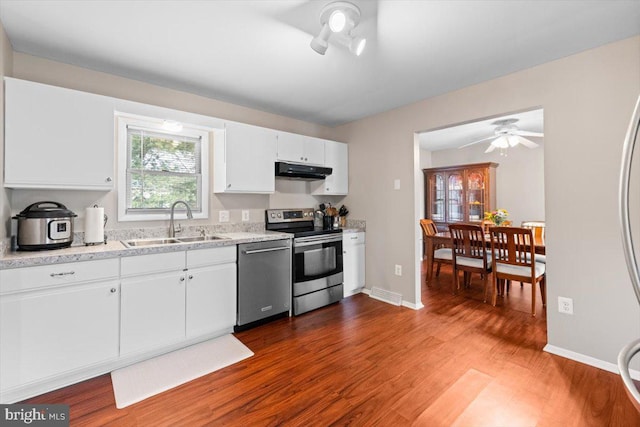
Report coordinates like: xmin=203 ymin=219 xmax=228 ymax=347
xmin=121 ymin=251 xmax=186 ymax=277
xmin=186 ymin=246 xmax=236 ymax=268
xmin=0 ymin=258 xmax=120 ymax=294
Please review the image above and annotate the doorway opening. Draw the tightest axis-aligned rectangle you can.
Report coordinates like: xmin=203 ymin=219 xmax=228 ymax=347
xmin=414 ymin=107 xmax=545 ymax=319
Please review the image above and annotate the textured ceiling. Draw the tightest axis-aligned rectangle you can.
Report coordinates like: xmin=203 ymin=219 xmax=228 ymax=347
xmin=0 ymin=1 xmax=638 ymax=127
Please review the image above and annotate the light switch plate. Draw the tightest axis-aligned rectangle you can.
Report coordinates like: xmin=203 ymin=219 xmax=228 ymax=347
xmin=219 ymin=210 xmax=230 ymax=223
xmin=242 ymin=210 xmax=250 ymax=222
xmin=394 ymin=264 xmax=402 ymax=276
xmin=394 ymin=179 xmax=401 ymax=190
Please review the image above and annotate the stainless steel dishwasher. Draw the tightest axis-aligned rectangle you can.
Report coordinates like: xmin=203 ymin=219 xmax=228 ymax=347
xmin=235 ymin=239 xmax=292 ymax=331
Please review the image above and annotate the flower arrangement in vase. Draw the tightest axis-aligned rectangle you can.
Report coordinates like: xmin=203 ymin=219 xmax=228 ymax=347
xmin=485 ymin=209 xmax=509 ymax=226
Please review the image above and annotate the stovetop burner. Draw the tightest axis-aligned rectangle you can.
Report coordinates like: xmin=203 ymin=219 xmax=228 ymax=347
xmin=265 ymin=208 xmax=343 ymax=238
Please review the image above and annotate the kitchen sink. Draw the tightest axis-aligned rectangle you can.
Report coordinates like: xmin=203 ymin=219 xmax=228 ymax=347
xmin=122 ymin=235 xmax=229 ymax=248
xmin=176 ymin=235 xmax=229 ymax=242
xmin=122 ymin=238 xmax=181 ymax=248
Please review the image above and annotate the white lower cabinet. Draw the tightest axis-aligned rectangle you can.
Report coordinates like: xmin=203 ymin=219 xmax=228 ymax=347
xmin=186 ymin=263 xmax=236 ymax=338
xmin=0 ymin=259 xmax=120 ymax=395
xmin=120 ymin=246 xmax=237 ymax=356
xmin=120 ymin=271 xmax=187 ymax=355
xmin=0 ymin=246 xmax=238 ymax=403
xmin=343 ymin=232 xmax=366 ymax=297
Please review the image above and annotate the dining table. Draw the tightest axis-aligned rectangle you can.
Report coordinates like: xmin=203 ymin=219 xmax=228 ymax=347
xmin=424 ymin=230 xmax=546 ymax=285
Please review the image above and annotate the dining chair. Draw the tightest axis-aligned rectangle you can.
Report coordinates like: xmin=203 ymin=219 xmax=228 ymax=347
xmin=489 ymin=226 xmax=546 ymax=317
xmin=481 ymin=219 xmax=494 ymax=234
xmin=521 ymin=220 xmax=545 ymax=239
xmin=449 ymin=223 xmax=492 ymax=301
xmin=521 ymin=221 xmax=546 ymax=264
xmin=420 ymin=219 xmax=452 ymax=285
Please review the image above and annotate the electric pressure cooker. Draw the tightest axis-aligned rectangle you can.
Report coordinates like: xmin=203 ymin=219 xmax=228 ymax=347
xmin=13 ymin=201 xmax=77 ymax=250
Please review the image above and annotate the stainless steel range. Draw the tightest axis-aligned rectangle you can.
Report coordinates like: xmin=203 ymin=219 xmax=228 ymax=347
xmin=265 ymin=208 xmax=343 ymax=315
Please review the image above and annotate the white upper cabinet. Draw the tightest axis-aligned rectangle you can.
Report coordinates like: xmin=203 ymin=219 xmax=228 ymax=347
xmin=311 ymin=140 xmax=348 ymax=196
xmin=214 ymin=122 xmax=277 ymax=193
xmin=4 ymin=78 xmax=115 ymax=190
xmin=276 ymin=132 xmax=325 ymax=166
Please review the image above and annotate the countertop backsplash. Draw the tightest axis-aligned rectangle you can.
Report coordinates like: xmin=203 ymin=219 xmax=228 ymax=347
xmin=344 ymin=219 xmax=366 ymax=232
xmin=1 ymin=219 xmax=365 ymax=256
xmin=97 ymin=222 xmax=268 ymax=244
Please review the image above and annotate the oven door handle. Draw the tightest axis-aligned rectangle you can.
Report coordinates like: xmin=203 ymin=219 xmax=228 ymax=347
xmin=242 ymin=246 xmax=290 ymax=255
xmin=294 ymin=235 xmax=343 ymax=247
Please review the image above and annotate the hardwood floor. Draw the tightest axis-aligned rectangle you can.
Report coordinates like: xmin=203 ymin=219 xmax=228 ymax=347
xmin=21 ymin=262 xmax=640 ymax=426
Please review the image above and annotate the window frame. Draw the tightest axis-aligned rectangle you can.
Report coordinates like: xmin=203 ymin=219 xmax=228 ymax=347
xmin=116 ymin=112 xmax=210 ymax=222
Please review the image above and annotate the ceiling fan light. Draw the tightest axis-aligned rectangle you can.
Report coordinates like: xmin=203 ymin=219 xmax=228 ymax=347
xmin=493 ymin=136 xmax=509 ymax=149
xmin=507 ymin=135 xmax=519 ymax=147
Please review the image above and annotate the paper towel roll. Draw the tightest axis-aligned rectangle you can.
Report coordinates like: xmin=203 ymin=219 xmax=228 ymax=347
xmin=85 ymin=206 xmax=105 ymax=244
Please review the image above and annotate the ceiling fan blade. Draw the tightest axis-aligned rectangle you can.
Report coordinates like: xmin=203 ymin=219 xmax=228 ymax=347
xmin=517 ymin=136 xmax=540 ymax=149
xmin=513 ymin=130 xmax=544 ymax=138
xmin=484 ymin=144 xmax=497 ymax=153
xmin=459 ymin=135 xmax=496 ymax=149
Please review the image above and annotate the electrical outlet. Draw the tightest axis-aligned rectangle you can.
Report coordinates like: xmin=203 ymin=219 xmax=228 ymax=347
xmin=242 ymin=210 xmax=250 ymax=222
xmin=395 ymin=264 xmax=402 ymax=276
xmin=219 ymin=210 xmax=229 ymax=223
xmin=558 ymin=296 xmax=574 ymax=315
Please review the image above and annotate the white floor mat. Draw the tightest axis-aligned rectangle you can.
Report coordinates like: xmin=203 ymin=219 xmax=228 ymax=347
xmin=111 ymin=335 xmax=253 ymax=409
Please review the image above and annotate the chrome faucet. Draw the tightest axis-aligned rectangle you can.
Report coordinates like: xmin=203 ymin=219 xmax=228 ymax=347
xmin=169 ymin=201 xmax=193 ymax=237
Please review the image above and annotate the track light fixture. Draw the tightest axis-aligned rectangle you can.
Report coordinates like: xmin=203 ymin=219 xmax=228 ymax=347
xmin=310 ymin=1 xmax=366 ymax=56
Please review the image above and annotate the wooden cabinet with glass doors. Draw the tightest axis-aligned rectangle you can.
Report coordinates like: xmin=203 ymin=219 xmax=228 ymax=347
xmin=423 ymin=162 xmax=498 ymax=231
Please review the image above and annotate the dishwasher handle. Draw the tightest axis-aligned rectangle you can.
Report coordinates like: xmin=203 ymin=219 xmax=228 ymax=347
xmin=242 ymin=246 xmax=290 ymax=255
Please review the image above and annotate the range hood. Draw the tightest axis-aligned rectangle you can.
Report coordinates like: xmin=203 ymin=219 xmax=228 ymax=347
xmin=275 ymin=162 xmax=332 ymax=180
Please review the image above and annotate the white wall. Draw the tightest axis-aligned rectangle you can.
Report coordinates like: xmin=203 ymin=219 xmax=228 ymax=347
xmin=428 ymin=140 xmax=545 ymax=226
xmin=334 ymin=36 xmax=640 ymax=369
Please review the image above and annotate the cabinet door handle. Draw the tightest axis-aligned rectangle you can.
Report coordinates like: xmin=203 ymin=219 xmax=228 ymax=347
xmin=180 ymin=276 xmax=185 ymax=282
xmin=110 ymin=288 xmax=117 ymax=293
xmin=188 ymin=275 xmax=194 ymax=280
xmin=50 ymin=271 xmax=75 ymax=277
xmin=106 ymin=177 xmax=112 ymax=182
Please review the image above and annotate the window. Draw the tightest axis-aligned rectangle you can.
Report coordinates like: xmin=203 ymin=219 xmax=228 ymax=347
xmin=117 ymin=114 xmax=210 ymax=221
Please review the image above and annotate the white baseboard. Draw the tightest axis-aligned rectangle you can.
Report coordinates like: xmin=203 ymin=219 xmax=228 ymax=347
xmin=402 ymin=300 xmax=424 ymax=310
xmin=360 ymin=288 xmax=424 ymax=310
xmin=544 ymin=344 xmax=640 ymax=380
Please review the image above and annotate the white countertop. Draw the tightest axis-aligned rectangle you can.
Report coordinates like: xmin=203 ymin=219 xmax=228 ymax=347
xmin=0 ymin=232 xmax=292 ymax=270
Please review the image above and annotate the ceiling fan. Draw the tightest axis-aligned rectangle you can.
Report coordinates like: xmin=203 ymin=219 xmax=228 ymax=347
xmin=459 ymin=118 xmax=544 ymax=154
